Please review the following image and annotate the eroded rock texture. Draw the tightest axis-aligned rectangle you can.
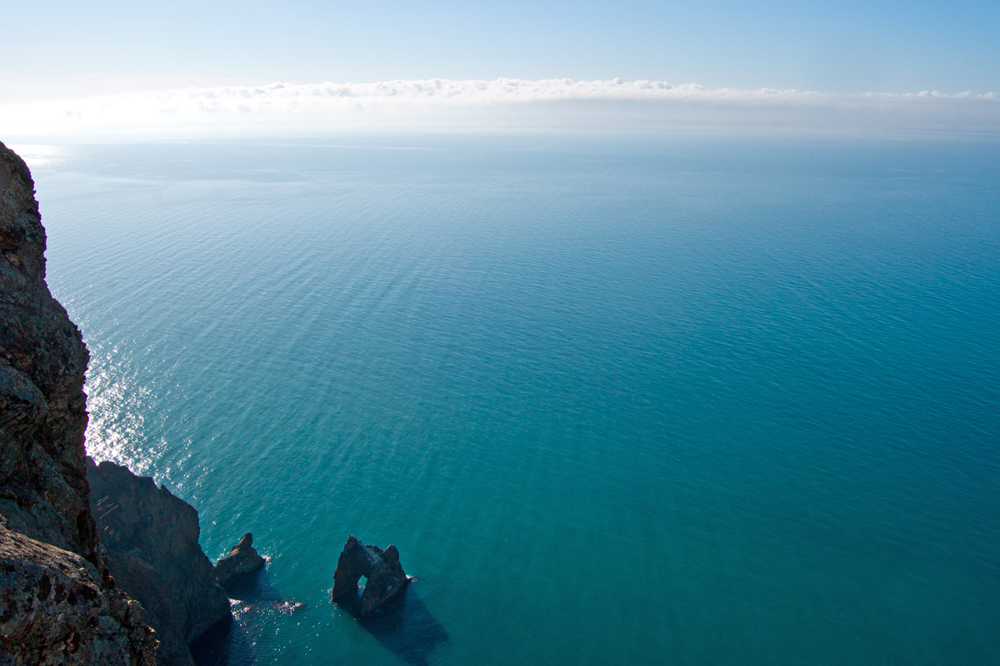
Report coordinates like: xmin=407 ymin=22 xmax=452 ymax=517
xmin=215 ymin=533 xmax=266 ymax=595
xmin=88 ymin=459 xmax=232 ymax=666
xmin=0 ymin=142 xmax=96 ymax=570
xmin=0 ymin=142 xmax=158 ymax=665
xmin=0 ymin=520 xmax=157 ymax=665
xmin=331 ymin=535 xmax=410 ymax=617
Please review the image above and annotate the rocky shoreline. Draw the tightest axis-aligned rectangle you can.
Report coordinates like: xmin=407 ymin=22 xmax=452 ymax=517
xmin=1 ymin=140 xmax=161 ymax=665
xmin=0 ymin=142 xmax=421 ymax=665
xmin=0 ymin=141 xmax=282 ymax=665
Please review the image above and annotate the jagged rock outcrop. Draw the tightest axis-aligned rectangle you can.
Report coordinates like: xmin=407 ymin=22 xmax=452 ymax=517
xmin=331 ymin=535 xmax=410 ymax=617
xmin=215 ymin=533 xmax=266 ymax=595
xmin=88 ymin=459 xmax=232 ymax=666
xmin=0 ymin=141 xmax=159 ymax=664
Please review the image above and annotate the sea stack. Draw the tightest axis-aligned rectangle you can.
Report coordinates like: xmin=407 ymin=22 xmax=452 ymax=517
xmin=215 ymin=532 xmax=267 ymax=594
xmin=331 ymin=535 xmax=410 ymax=617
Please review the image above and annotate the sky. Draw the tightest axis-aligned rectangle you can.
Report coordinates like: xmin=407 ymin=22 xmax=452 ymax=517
xmin=2 ymin=0 xmax=999 ymax=139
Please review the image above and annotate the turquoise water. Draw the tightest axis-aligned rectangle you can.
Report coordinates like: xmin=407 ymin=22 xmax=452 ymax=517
xmin=28 ymin=136 xmax=1000 ymax=665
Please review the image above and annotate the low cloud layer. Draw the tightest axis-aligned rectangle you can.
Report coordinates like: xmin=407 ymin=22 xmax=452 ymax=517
xmin=3 ymin=78 xmax=999 ymax=141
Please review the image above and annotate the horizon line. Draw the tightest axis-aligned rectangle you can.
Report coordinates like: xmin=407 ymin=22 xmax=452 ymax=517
xmin=3 ymin=78 xmax=999 ymax=142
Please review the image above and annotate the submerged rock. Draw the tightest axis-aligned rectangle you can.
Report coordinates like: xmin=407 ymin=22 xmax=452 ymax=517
xmin=88 ymin=459 xmax=232 ymax=666
xmin=214 ymin=533 xmax=266 ymax=595
xmin=270 ymin=599 xmax=306 ymax=615
xmin=331 ymin=535 xmax=410 ymax=617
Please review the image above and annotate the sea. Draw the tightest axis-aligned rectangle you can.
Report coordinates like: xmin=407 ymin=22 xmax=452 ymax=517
xmin=20 ymin=134 xmax=1000 ymax=665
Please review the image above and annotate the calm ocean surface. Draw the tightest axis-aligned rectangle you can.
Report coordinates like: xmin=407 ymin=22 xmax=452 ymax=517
xmin=27 ymin=135 xmax=1000 ymax=665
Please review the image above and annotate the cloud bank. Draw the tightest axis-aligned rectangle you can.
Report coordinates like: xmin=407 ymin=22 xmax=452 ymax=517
xmin=2 ymin=78 xmax=999 ymax=141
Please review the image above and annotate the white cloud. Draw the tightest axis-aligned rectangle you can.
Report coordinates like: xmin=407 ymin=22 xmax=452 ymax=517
xmin=2 ymin=78 xmax=998 ymax=141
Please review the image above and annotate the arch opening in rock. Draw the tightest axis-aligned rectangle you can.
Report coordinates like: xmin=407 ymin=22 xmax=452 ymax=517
xmin=331 ymin=535 xmax=410 ymax=617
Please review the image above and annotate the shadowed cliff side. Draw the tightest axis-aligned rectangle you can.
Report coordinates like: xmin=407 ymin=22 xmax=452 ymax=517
xmin=88 ymin=459 xmax=233 ymax=666
xmin=0 ymin=141 xmax=158 ymax=665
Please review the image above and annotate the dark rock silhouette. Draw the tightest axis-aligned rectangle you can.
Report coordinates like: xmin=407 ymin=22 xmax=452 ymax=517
xmin=215 ymin=533 xmax=266 ymax=596
xmin=0 ymin=142 xmax=158 ymax=664
xmin=331 ymin=535 xmax=410 ymax=617
xmin=88 ymin=458 xmax=232 ymax=666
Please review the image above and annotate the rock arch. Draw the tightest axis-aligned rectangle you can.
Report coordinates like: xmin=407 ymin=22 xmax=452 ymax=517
xmin=331 ymin=535 xmax=410 ymax=617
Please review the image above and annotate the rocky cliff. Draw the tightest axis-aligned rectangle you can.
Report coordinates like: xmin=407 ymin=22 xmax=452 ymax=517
xmin=88 ymin=459 xmax=232 ymax=666
xmin=0 ymin=141 xmax=97 ymax=570
xmin=0 ymin=141 xmax=158 ymax=664
xmin=0 ymin=518 xmax=155 ymax=665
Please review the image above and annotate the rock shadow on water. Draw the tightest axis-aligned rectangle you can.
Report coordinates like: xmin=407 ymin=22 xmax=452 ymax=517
xmin=190 ymin=568 xmax=307 ymax=666
xmin=221 ymin=566 xmax=268 ymax=603
xmin=189 ymin=615 xmax=255 ymax=666
xmin=338 ymin=585 xmax=449 ymax=666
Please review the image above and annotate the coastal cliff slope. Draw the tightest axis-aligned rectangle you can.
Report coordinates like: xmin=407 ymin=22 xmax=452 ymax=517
xmin=0 ymin=141 xmax=158 ymax=664
xmin=0 ymin=142 xmax=95 ymax=567
xmin=88 ymin=459 xmax=232 ymax=666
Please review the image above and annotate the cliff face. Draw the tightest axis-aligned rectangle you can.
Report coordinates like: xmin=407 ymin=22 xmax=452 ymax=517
xmin=88 ymin=459 xmax=232 ymax=666
xmin=0 ymin=142 xmax=94 ymax=563
xmin=0 ymin=141 xmax=159 ymax=665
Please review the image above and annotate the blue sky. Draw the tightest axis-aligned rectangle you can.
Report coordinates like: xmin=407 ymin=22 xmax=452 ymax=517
xmin=3 ymin=0 xmax=998 ymax=100
xmin=2 ymin=1 xmax=998 ymax=141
